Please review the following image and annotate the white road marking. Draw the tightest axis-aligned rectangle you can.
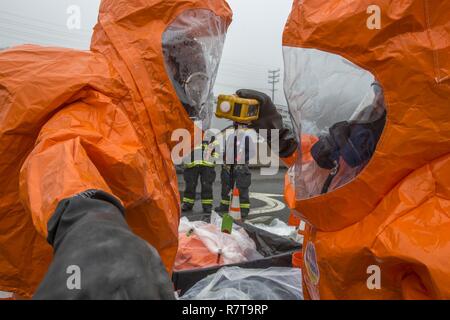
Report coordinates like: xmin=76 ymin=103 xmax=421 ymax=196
xmin=254 ymin=193 xmax=285 ymax=198
xmin=249 ymin=192 xmax=286 ymax=215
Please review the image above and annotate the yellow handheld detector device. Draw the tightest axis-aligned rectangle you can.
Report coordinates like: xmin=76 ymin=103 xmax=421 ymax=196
xmin=216 ymin=95 xmax=260 ymax=124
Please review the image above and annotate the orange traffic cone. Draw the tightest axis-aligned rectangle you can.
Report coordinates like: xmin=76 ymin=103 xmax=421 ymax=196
xmin=228 ymin=187 xmax=242 ymax=220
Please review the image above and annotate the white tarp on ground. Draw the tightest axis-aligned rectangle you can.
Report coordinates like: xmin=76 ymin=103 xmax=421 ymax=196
xmin=181 ymin=266 xmax=303 ymax=300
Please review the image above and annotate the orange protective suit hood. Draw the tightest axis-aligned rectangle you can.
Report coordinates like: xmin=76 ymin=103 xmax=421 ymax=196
xmin=91 ymin=0 xmax=232 ymax=147
xmin=284 ymin=0 xmax=450 ymax=231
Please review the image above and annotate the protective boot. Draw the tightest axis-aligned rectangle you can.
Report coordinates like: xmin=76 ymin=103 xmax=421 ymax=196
xmin=241 ymin=208 xmax=250 ymax=220
xmin=181 ymin=203 xmax=194 ymax=212
xmin=214 ymin=204 xmax=229 ymax=213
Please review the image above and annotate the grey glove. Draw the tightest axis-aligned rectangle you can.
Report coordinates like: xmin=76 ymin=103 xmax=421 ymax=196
xmin=33 ymin=190 xmax=175 ymax=300
xmin=236 ymin=89 xmax=298 ymax=158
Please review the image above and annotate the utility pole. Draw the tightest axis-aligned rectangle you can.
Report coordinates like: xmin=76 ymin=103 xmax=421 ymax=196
xmin=268 ymin=69 xmax=281 ymax=103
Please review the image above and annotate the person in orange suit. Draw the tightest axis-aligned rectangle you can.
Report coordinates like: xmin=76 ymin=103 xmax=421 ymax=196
xmin=285 ymin=134 xmax=318 ymax=228
xmin=0 ymin=0 xmax=232 ymax=299
xmin=279 ymin=0 xmax=450 ymax=299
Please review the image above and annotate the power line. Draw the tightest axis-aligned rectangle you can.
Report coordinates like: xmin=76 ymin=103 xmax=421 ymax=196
xmin=268 ymin=69 xmax=281 ymax=102
xmin=214 ymin=82 xmax=271 ymax=93
xmin=0 ymin=16 xmax=91 ymax=40
xmin=0 ymin=13 xmax=91 ymax=49
xmin=0 ymin=31 xmax=35 ymax=44
xmin=0 ymin=28 xmax=88 ymax=50
xmin=221 ymin=59 xmax=271 ymax=71
xmin=218 ymin=71 xmax=266 ymax=82
xmin=219 ymin=66 xmax=268 ymax=77
xmin=219 ymin=63 xmax=269 ymax=76
xmin=0 ymin=23 xmax=89 ymax=47
xmin=0 ymin=9 xmax=92 ymax=36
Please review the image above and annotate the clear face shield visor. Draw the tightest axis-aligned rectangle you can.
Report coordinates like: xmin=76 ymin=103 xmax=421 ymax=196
xmin=284 ymin=48 xmax=387 ymax=200
xmin=162 ymin=9 xmax=227 ymax=129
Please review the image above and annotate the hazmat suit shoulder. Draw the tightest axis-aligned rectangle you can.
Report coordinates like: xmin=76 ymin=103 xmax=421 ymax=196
xmin=0 ymin=44 xmax=130 ymax=297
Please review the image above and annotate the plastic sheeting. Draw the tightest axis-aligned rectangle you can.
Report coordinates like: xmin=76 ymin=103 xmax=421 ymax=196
xmin=180 ymin=267 xmax=303 ymax=300
xmin=284 ymin=48 xmax=381 ymax=137
xmin=172 ymin=214 xmax=301 ymax=295
xmin=175 ymin=217 xmax=263 ymax=271
xmin=284 ymin=47 xmax=386 ymax=199
xmin=248 ymin=219 xmax=299 ymax=242
xmin=0 ymin=291 xmax=13 ymax=299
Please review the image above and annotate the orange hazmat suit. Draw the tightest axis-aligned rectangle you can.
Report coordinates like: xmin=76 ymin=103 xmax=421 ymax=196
xmin=283 ymin=0 xmax=450 ymax=299
xmin=0 ymin=0 xmax=232 ymax=298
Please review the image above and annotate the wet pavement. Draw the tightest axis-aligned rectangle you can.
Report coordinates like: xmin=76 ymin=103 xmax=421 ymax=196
xmin=178 ymin=166 xmax=290 ymax=224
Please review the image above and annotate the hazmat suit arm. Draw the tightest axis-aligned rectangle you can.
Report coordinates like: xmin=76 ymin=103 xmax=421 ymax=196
xmin=19 ymin=98 xmax=175 ymax=299
xmin=20 ymin=135 xmax=113 ymax=237
xmin=19 ymin=97 xmax=154 ymax=237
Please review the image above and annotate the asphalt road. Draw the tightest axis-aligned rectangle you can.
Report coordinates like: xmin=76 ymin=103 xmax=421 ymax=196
xmin=178 ymin=166 xmax=290 ymax=224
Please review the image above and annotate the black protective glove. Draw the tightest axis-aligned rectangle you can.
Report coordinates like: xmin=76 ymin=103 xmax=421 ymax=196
xmin=33 ymin=190 xmax=175 ymax=300
xmin=236 ymin=89 xmax=298 ymax=158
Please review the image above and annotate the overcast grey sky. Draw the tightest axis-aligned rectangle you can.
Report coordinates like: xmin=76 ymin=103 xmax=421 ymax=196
xmin=0 ymin=0 xmax=293 ymax=105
